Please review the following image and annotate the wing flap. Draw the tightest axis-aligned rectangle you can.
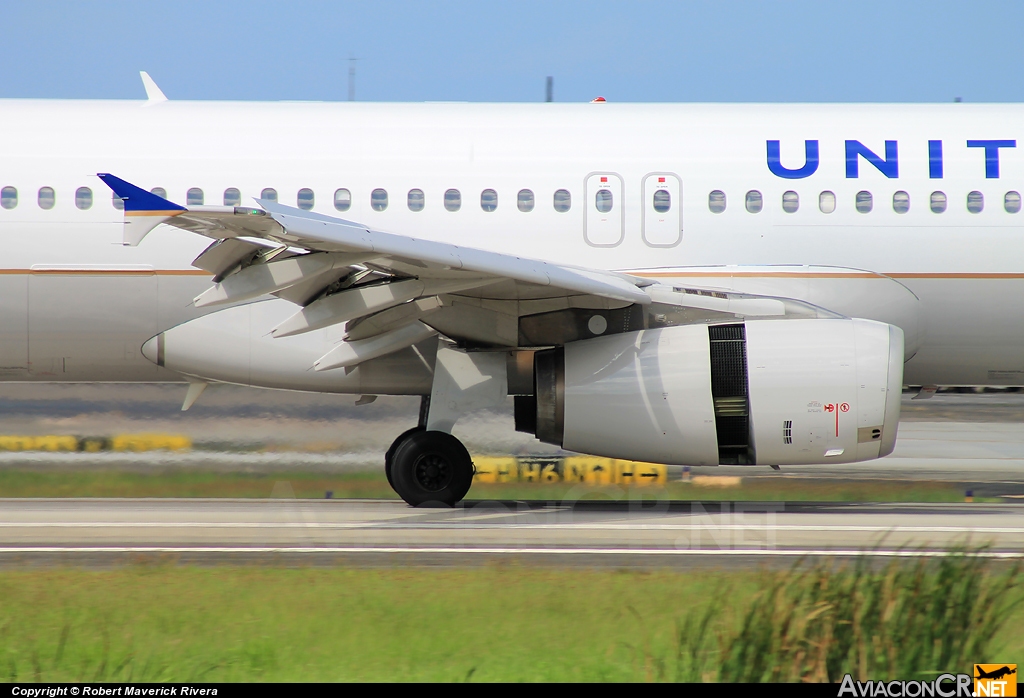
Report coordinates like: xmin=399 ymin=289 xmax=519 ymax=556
xmin=193 ymin=251 xmax=373 ymax=308
xmin=192 ymin=238 xmax=278 ymax=279
xmin=313 ymin=321 xmax=437 ymax=372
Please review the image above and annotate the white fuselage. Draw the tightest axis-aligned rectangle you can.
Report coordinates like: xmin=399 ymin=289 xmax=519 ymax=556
xmin=0 ymin=99 xmax=1021 ymax=387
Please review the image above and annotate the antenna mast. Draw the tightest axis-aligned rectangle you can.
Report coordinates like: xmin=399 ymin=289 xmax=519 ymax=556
xmin=348 ymin=56 xmax=360 ymax=101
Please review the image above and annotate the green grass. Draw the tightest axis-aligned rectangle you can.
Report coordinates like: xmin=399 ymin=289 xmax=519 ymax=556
xmin=0 ymin=555 xmax=1019 ymax=682
xmin=0 ymin=468 xmax=980 ymax=502
xmin=663 ymin=551 xmax=1022 ymax=682
xmin=0 ymin=470 xmax=393 ymax=499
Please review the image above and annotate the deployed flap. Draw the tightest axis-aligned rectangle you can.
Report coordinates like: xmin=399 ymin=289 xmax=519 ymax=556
xmin=314 ymin=321 xmax=437 ymax=372
xmin=647 ymin=285 xmax=831 ymax=318
xmin=192 ymin=238 xmax=278 ymax=280
xmin=344 ymin=296 xmax=444 ymax=342
xmin=193 ymin=251 xmax=372 ymax=307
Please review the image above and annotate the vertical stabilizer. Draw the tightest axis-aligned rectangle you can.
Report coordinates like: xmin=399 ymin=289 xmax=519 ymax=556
xmin=140 ymin=71 xmax=168 ymax=103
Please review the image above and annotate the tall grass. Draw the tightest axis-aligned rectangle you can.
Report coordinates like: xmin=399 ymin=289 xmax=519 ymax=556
xmin=651 ymin=548 xmax=1022 ymax=682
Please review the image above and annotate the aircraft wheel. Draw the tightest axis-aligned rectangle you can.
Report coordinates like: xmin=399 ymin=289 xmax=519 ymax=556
xmin=385 ymin=426 xmax=425 ymax=491
xmin=390 ymin=430 xmax=474 ymax=507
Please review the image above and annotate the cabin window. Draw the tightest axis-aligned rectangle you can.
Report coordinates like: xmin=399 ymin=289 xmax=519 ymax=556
xmin=930 ymin=191 xmax=947 ymax=213
xmin=707 ymin=190 xmax=725 ymax=213
xmin=481 ymin=188 xmax=498 ymax=212
xmin=518 ymin=189 xmax=535 ymax=212
xmin=223 ymin=188 xmax=241 ymax=207
xmin=38 ymin=187 xmax=55 ymax=210
xmin=595 ymin=189 xmax=613 ymax=213
xmin=553 ymin=189 xmax=571 ymax=212
xmin=0 ymin=186 xmax=16 ymax=209
xmin=444 ymin=189 xmax=461 ymax=212
xmin=297 ymin=188 xmax=315 ymax=210
xmin=892 ymin=191 xmax=910 ymax=214
xmin=967 ymin=190 xmax=984 ymax=213
xmin=408 ymin=189 xmax=425 ymax=212
xmin=112 ymin=192 xmax=124 ymax=210
xmin=1005 ymin=191 xmax=1022 ymax=213
xmin=334 ymin=188 xmax=351 ymax=211
xmin=261 ymin=188 xmax=278 ymax=203
xmin=187 ymin=188 xmax=204 ymax=206
xmin=855 ymin=190 xmax=873 ymax=213
xmin=745 ymin=190 xmax=763 ymax=213
xmin=819 ymin=190 xmax=836 ymax=213
xmin=653 ymin=189 xmax=671 ymax=213
xmin=151 ymin=187 xmax=167 ymax=199
xmin=782 ymin=190 xmax=799 ymax=213
xmin=75 ymin=186 xmax=92 ymax=210
xmin=371 ymin=188 xmax=388 ymax=211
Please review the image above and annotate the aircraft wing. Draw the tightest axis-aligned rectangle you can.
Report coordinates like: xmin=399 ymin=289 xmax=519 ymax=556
xmin=99 ymin=174 xmax=834 ymax=367
xmin=100 ymin=173 xmax=649 ymax=302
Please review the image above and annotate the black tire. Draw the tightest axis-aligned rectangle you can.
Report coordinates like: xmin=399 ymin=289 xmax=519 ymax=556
xmin=385 ymin=426 xmax=425 ymax=490
xmin=390 ymin=431 xmax=474 ymax=507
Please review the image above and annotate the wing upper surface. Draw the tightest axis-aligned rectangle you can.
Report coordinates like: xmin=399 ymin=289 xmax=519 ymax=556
xmin=256 ymin=200 xmax=652 ymax=306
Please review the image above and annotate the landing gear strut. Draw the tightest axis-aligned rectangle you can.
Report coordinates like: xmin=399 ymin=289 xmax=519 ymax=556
xmin=385 ymin=344 xmax=504 ymax=506
xmin=387 ymin=429 xmax=474 ymax=507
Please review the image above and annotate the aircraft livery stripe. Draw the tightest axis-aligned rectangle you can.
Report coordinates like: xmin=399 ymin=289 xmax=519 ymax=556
xmin=0 ymin=269 xmax=208 ymax=275
xmin=0 ymin=269 xmax=1015 ymax=279
xmin=633 ymin=271 xmax=1024 ymax=279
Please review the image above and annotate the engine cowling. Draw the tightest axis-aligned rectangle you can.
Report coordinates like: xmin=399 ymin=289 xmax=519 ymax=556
xmin=530 ymin=319 xmax=903 ymax=466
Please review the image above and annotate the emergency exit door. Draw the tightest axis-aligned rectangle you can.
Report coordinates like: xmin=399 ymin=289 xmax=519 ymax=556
xmin=642 ymin=173 xmax=682 ymax=247
xmin=584 ymin=173 xmax=624 ymax=247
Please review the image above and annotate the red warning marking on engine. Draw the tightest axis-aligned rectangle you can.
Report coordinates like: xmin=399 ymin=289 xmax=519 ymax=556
xmin=840 ymin=403 xmax=850 ymax=412
xmin=824 ymin=404 xmax=835 ymax=413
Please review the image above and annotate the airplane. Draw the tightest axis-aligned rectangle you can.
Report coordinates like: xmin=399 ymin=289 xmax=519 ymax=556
xmin=0 ymin=73 xmax=1020 ymax=506
xmin=976 ymin=666 xmax=1016 ymax=681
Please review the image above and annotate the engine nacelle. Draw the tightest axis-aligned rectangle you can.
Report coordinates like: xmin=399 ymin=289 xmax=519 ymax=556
xmin=530 ymin=319 xmax=903 ymax=466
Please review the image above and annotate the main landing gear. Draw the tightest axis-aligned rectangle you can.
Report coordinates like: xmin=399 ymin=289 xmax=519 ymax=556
xmin=385 ymin=344 xmax=505 ymax=506
xmin=385 ymin=427 xmax=474 ymax=507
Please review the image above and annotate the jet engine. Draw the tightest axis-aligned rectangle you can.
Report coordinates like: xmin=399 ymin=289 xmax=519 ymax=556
xmin=524 ymin=319 xmax=903 ymax=466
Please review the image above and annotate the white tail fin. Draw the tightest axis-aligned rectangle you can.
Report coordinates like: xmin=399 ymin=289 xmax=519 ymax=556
xmin=140 ymin=71 xmax=168 ymax=103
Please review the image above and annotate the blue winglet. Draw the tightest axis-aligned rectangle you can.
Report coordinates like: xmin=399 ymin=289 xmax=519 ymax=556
xmin=98 ymin=173 xmax=187 ymax=246
xmin=97 ymin=173 xmax=186 ymax=213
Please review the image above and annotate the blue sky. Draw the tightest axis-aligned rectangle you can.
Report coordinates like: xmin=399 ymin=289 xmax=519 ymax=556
xmin=1 ymin=1 xmax=1021 ymax=103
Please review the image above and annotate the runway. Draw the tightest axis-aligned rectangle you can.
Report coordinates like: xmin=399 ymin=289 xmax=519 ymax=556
xmin=1 ymin=391 xmax=1023 ymax=566
xmin=1 ymin=498 xmax=1022 ymax=567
